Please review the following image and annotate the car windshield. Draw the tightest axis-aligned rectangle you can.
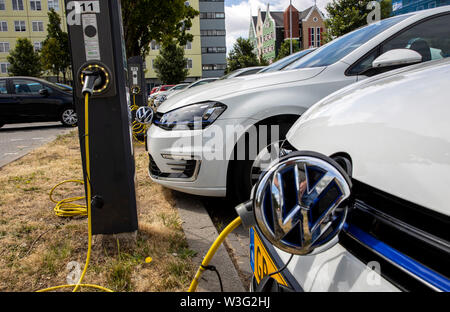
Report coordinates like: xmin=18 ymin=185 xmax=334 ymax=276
xmin=219 ymin=69 xmax=243 ymax=80
xmin=172 ymin=84 xmax=188 ymax=90
xmin=259 ymin=49 xmax=315 ymax=73
xmin=286 ymin=14 xmax=411 ymax=70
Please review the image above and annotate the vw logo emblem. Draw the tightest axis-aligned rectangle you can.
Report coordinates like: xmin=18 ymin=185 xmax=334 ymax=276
xmin=253 ymin=152 xmax=352 ymax=255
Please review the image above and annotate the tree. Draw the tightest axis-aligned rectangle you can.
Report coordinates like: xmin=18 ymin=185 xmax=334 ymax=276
xmin=226 ymin=38 xmax=261 ymax=74
xmin=325 ymin=0 xmax=392 ymax=42
xmin=275 ymin=39 xmax=300 ymax=61
xmin=40 ymin=9 xmax=71 ymax=82
xmin=121 ymin=0 xmax=199 ymax=58
xmin=153 ymin=41 xmax=189 ymax=84
xmin=7 ymin=38 xmax=41 ymax=77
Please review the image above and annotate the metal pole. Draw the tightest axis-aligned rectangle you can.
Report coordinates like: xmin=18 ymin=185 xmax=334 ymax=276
xmin=290 ymin=0 xmax=293 ymax=55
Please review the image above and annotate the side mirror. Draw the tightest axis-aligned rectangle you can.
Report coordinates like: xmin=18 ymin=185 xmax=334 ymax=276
xmin=135 ymin=106 xmax=154 ymax=125
xmin=236 ymin=151 xmax=352 ymax=256
xmin=39 ymin=89 xmax=49 ymax=96
xmin=372 ymin=48 xmax=422 ymax=68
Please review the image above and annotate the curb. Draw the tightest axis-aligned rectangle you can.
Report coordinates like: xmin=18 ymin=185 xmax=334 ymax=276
xmin=174 ymin=191 xmax=245 ymax=292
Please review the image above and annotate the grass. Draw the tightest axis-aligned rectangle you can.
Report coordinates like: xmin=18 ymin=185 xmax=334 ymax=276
xmin=0 ymin=130 xmax=196 ymax=292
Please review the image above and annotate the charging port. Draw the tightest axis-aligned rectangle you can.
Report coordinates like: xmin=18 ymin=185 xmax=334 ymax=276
xmin=80 ymin=64 xmax=111 ymax=95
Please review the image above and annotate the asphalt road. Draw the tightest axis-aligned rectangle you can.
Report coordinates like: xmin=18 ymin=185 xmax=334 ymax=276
xmin=0 ymin=122 xmax=72 ymax=168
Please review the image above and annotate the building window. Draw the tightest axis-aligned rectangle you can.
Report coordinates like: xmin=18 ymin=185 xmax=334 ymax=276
xmin=0 ymin=42 xmax=10 ymax=53
xmin=310 ymin=27 xmax=315 ymax=47
xmin=185 ymin=40 xmax=192 ymax=50
xmin=30 ymin=0 xmax=41 ymax=10
xmin=33 ymin=41 xmax=42 ymax=51
xmin=316 ymin=27 xmax=321 ymax=47
xmin=32 ymin=21 xmax=44 ymax=32
xmin=48 ymin=0 xmax=59 ymax=10
xmin=0 ymin=21 xmax=7 ymax=31
xmin=14 ymin=21 xmax=26 ymax=32
xmin=200 ymin=29 xmax=226 ymax=36
xmin=200 ymin=12 xmax=225 ymax=19
xmin=0 ymin=63 xmax=9 ymax=74
xmin=185 ymin=58 xmax=192 ymax=69
xmin=12 ymin=0 xmax=24 ymax=10
xmin=215 ymin=64 xmax=226 ymax=70
xmin=0 ymin=0 xmax=5 ymax=10
xmin=150 ymin=40 xmax=160 ymax=50
xmin=202 ymin=64 xmax=226 ymax=71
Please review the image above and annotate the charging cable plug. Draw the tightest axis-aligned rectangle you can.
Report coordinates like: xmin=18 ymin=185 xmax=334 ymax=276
xmin=82 ymin=69 xmax=103 ymax=95
xmin=235 ymin=200 xmax=255 ymax=229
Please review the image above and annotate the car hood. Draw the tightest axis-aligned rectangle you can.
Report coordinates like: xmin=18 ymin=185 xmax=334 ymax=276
xmin=157 ymin=67 xmax=325 ymax=113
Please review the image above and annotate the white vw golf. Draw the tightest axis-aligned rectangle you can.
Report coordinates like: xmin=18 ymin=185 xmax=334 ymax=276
xmin=146 ymin=6 xmax=450 ymax=203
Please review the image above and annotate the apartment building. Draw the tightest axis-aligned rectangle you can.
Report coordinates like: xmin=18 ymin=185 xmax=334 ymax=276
xmin=0 ymin=0 xmax=66 ymax=76
xmin=146 ymin=0 xmax=227 ymax=88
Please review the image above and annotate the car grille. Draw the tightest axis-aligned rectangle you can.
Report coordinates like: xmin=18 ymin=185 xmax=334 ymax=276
xmin=149 ymin=154 xmax=199 ymax=180
xmin=341 ymin=180 xmax=450 ymax=291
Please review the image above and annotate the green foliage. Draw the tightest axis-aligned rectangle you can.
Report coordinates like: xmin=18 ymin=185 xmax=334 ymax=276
xmin=226 ymin=37 xmax=262 ymax=74
xmin=324 ymin=0 xmax=392 ymax=42
xmin=153 ymin=41 xmax=189 ymax=84
xmin=40 ymin=9 xmax=71 ymax=82
xmin=7 ymin=38 xmax=42 ymax=77
xmin=275 ymin=40 xmax=301 ymax=61
xmin=121 ymin=0 xmax=199 ymax=57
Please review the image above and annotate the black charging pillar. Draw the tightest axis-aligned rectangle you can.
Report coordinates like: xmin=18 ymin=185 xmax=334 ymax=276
xmin=128 ymin=56 xmax=147 ymax=107
xmin=65 ymin=0 xmax=138 ymax=235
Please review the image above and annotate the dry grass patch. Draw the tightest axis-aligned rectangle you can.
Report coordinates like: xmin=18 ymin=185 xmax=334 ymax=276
xmin=0 ymin=130 xmax=196 ymax=292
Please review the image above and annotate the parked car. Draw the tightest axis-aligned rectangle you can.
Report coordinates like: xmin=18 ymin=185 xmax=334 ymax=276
xmin=152 ymin=83 xmax=189 ymax=107
xmin=150 ymin=86 xmax=160 ymax=95
xmin=245 ymin=58 xmax=450 ymax=292
xmin=257 ymin=48 xmax=315 ymax=73
xmin=219 ymin=67 xmax=266 ymax=80
xmin=147 ymin=6 xmax=450 ymax=203
xmin=0 ymin=76 xmax=77 ymax=127
xmin=163 ymin=77 xmax=218 ymax=99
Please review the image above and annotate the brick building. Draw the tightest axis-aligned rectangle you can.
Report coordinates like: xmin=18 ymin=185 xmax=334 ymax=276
xmin=249 ymin=3 xmax=326 ymax=63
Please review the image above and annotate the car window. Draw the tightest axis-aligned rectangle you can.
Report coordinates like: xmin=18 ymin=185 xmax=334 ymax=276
xmin=286 ymin=14 xmax=411 ymax=70
xmin=349 ymin=14 xmax=450 ymax=75
xmin=259 ymin=49 xmax=314 ymax=73
xmin=0 ymin=79 xmax=7 ymax=94
xmin=13 ymin=79 xmax=49 ymax=95
xmin=381 ymin=14 xmax=450 ymax=61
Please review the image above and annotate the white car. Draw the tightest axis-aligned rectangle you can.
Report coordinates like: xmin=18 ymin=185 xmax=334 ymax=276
xmin=243 ymin=58 xmax=450 ymax=292
xmin=147 ymin=6 xmax=450 ymax=203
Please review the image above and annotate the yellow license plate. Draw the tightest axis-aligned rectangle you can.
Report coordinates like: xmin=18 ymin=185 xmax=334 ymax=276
xmin=253 ymin=229 xmax=287 ymax=286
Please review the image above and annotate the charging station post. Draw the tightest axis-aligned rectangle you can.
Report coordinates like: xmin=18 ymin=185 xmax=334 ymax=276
xmin=65 ymin=0 xmax=138 ymax=235
xmin=128 ymin=56 xmax=147 ymax=107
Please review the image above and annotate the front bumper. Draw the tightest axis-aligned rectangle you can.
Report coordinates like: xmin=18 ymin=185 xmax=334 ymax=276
xmin=146 ymin=118 xmax=249 ymax=197
xmin=249 ymin=227 xmax=401 ymax=292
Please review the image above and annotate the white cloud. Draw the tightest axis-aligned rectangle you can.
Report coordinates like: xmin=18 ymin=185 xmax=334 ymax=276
xmin=225 ymin=0 xmax=332 ymax=54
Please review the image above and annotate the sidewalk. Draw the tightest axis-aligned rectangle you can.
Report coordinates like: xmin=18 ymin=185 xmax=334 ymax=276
xmin=174 ymin=191 xmax=245 ymax=292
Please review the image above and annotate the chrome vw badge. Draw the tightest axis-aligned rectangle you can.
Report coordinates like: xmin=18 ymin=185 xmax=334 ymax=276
xmin=253 ymin=152 xmax=352 ymax=255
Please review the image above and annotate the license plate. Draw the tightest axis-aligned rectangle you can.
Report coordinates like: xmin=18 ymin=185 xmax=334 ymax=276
xmin=252 ymin=228 xmax=288 ymax=286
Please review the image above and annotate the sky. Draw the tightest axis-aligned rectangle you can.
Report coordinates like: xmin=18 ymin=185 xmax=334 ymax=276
xmin=224 ymin=0 xmax=332 ymax=53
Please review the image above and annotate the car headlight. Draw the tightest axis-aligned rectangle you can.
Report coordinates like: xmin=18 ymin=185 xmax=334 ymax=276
xmin=154 ymin=101 xmax=227 ymax=130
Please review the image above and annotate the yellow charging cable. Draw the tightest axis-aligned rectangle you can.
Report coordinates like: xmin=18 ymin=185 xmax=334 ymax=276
xmin=40 ymin=93 xmax=241 ymax=293
xmin=50 ymin=180 xmax=87 ymax=217
xmin=38 ymin=93 xmax=113 ymax=293
xmin=188 ymin=217 xmax=242 ymax=292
